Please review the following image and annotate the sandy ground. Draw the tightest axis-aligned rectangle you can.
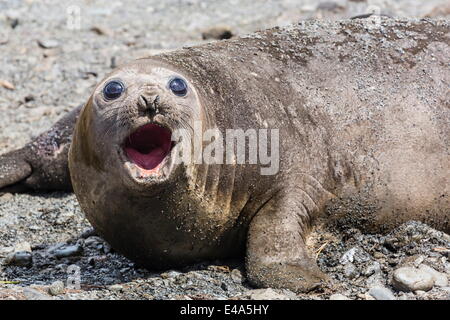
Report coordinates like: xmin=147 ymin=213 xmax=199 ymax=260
xmin=0 ymin=0 xmax=449 ymax=300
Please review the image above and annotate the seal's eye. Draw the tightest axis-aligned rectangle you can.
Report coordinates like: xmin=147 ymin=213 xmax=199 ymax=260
xmin=169 ymin=78 xmax=188 ymax=96
xmin=103 ymin=80 xmax=124 ymax=100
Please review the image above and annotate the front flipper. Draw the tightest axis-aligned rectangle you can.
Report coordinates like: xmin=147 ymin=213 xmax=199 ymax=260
xmin=0 ymin=150 xmax=32 ymax=192
xmin=0 ymin=105 xmax=82 ymax=193
xmin=246 ymin=182 xmax=332 ymax=293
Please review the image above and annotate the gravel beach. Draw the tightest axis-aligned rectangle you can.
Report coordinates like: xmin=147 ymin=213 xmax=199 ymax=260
xmin=0 ymin=0 xmax=449 ymax=300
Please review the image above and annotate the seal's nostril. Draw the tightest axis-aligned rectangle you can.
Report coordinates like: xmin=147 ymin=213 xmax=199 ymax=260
xmin=140 ymin=95 xmax=157 ymax=113
xmin=141 ymin=95 xmax=149 ymax=107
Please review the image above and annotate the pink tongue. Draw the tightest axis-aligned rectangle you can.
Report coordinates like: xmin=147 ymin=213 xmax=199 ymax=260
xmin=125 ymin=147 xmax=167 ymax=170
xmin=124 ymin=124 xmax=172 ymax=171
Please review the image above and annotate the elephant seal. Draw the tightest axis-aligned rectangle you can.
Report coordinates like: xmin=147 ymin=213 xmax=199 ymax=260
xmin=0 ymin=18 xmax=449 ymax=293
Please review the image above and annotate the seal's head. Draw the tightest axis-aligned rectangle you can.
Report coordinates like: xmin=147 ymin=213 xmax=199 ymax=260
xmin=69 ymin=58 xmax=237 ymax=269
xmin=70 ymin=59 xmax=204 ymax=192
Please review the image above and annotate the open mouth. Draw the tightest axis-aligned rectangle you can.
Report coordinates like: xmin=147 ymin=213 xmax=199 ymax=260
xmin=124 ymin=123 xmax=173 ymax=172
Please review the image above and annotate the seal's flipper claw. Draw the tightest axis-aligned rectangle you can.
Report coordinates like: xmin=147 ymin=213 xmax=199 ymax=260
xmin=0 ymin=150 xmax=32 ymax=191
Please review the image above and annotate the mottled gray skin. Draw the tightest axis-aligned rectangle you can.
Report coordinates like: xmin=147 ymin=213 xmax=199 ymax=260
xmin=1 ymin=19 xmax=449 ymax=293
xmin=0 ymin=105 xmax=81 ymax=193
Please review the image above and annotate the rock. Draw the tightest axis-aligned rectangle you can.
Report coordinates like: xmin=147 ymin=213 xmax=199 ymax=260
xmin=201 ymin=26 xmax=234 ymax=40
xmin=24 ymin=95 xmax=35 ymax=103
xmin=0 ymin=79 xmax=15 ymax=90
xmin=414 ymin=290 xmax=426 ymax=297
xmin=364 ymin=261 xmax=382 ymax=276
xmin=0 ymin=193 xmax=13 ymax=201
xmin=343 ymin=262 xmax=358 ymax=279
xmin=23 ymin=287 xmax=52 ymax=300
xmin=340 ymin=248 xmax=357 ymax=264
xmin=48 ymin=281 xmax=65 ymax=296
xmin=363 ymin=293 xmax=376 ymax=300
xmin=221 ymin=282 xmax=230 ymax=291
xmin=432 ymin=247 xmax=450 ymax=258
xmin=418 ymin=264 xmax=448 ymax=287
xmin=14 ymin=242 xmax=31 ymax=253
xmin=160 ymin=270 xmax=182 ymax=279
xmin=207 ymin=265 xmax=231 ymax=272
xmin=108 ymin=284 xmax=124 ymax=292
xmin=84 ymin=236 xmax=104 ymax=248
xmin=392 ymin=267 xmax=434 ymax=292
xmin=366 ymin=273 xmax=385 ymax=288
xmin=412 ymin=255 xmax=425 ymax=268
xmin=329 ymin=293 xmax=350 ymax=300
xmin=4 ymin=251 xmax=32 ymax=267
xmin=339 ymin=247 xmax=369 ymax=264
xmin=3 ymin=242 xmax=33 ymax=267
xmin=230 ymin=269 xmax=243 ymax=284
xmin=52 ymin=244 xmax=83 ymax=259
xmin=87 ymin=255 xmax=107 ymax=266
xmin=80 ymin=228 xmax=97 ymax=238
xmin=7 ymin=17 xmax=19 ymax=29
xmin=247 ymin=288 xmax=291 ymax=300
xmin=90 ymin=26 xmax=113 ymax=36
xmin=102 ymin=242 xmax=112 ymax=254
xmin=368 ymin=286 xmax=396 ymax=300
xmin=37 ymin=39 xmax=60 ymax=49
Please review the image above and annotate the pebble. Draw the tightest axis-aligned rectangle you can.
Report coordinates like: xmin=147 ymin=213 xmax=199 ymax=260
xmin=87 ymin=255 xmax=107 ymax=266
xmin=84 ymin=236 xmax=104 ymax=248
xmin=230 ymin=269 xmax=243 ymax=284
xmin=23 ymin=287 xmax=52 ymax=300
xmin=247 ymin=288 xmax=291 ymax=300
xmin=207 ymin=265 xmax=230 ymax=272
xmin=329 ymin=293 xmax=350 ymax=300
xmin=0 ymin=193 xmax=13 ymax=201
xmin=108 ymin=284 xmax=124 ymax=292
xmin=53 ymin=244 xmax=83 ymax=259
xmin=364 ymin=261 xmax=381 ymax=276
xmin=415 ymin=290 xmax=426 ymax=297
xmin=80 ymin=228 xmax=97 ymax=239
xmin=0 ymin=79 xmax=15 ymax=90
xmin=392 ymin=267 xmax=434 ymax=292
xmin=160 ymin=270 xmax=182 ymax=279
xmin=418 ymin=264 xmax=448 ymax=287
xmin=48 ymin=281 xmax=65 ymax=296
xmin=90 ymin=26 xmax=113 ymax=36
xmin=37 ymin=39 xmax=60 ymax=49
xmin=14 ymin=242 xmax=32 ymax=253
xmin=343 ymin=262 xmax=358 ymax=279
xmin=4 ymin=251 xmax=32 ymax=267
xmin=368 ymin=286 xmax=396 ymax=300
xmin=221 ymin=282 xmax=230 ymax=291
xmin=363 ymin=293 xmax=376 ymax=300
xmin=340 ymin=247 xmax=357 ymax=264
xmin=201 ymin=26 xmax=234 ymax=40
xmin=3 ymin=241 xmax=33 ymax=267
